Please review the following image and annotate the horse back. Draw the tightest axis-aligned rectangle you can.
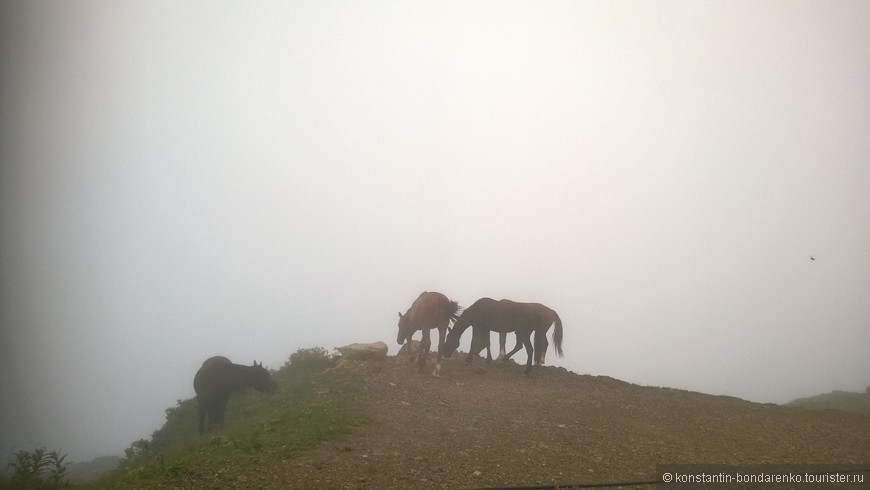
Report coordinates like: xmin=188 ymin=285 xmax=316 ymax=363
xmin=202 ymin=356 xmax=232 ymax=368
xmin=462 ymin=297 xmax=507 ymax=331
xmin=408 ymin=291 xmax=458 ymax=327
xmin=529 ymin=303 xmax=558 ymax=327
xmin=194 ymin=359 xmax=240 ymax=397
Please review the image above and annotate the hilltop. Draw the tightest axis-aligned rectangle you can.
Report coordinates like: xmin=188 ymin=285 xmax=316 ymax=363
xmin=92 ymin=348 xmax=870 ymax=489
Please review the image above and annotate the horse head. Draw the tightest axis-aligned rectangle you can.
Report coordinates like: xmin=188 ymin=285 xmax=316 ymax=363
xmin=442 ymin=327 xmax=460 ymax=358
xmin=250 ymin=361 xmax=278 ymax=393
xmin=397 ymin=311 xmax=411 ymax=344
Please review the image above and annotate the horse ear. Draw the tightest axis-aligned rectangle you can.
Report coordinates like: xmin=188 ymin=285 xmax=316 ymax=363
xmin=398 ymin=312 xmax=402 ymax=318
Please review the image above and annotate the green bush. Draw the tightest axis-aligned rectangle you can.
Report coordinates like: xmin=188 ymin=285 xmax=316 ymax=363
xmin=284 ymin=346 xmax=335 ymax=372
xmin=123 ymin=439 xmax=152 ymax=463
xmin=4 ymin=447 xmax=69 ymax=489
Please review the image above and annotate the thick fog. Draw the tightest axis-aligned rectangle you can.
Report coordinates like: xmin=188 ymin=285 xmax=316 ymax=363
xmin=2 ymin=1 xmax=868 ymax=462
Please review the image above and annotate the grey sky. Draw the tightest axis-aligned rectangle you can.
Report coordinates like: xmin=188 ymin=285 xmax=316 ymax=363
xmin=2 ymin=1 xmax=868 ymax=462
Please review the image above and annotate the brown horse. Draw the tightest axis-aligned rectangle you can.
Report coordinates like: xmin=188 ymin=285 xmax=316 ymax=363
xmin=443 ymin=298 xmax=563 ymax=374
xmin=500 ymin=300 xmax=564 ymax=365
xmin=397 ymin=291 xmax=461 ymax=377
xmin=193 ymin=356 xmax=277 ymax=434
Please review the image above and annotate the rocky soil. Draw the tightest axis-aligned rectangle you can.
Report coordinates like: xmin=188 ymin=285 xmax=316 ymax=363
xmin=194 ymin=353 xmax=870 ymax=489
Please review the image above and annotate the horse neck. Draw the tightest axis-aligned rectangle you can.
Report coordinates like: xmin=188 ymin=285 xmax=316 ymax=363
xmin=452 ymin=315 xmax=473 ymax=335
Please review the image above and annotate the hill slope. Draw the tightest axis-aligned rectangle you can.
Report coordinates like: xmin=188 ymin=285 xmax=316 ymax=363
xmin=97 ymin=351 xmax=870 ymax=488
xmin=786 ymin=390 xmax=870 ymax=414
xmin=67 ymin=456 xmax=121 ymax=482
xmin=275 ymin=356 xmax=869 ymax=488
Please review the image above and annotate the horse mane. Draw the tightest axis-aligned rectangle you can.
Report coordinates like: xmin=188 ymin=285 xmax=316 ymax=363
xmin=446 ymin=300 xmax=462 ymax=323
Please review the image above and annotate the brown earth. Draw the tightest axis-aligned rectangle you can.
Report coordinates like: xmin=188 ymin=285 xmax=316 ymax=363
xmin=208 ymin=353 xmax=869 ymax=489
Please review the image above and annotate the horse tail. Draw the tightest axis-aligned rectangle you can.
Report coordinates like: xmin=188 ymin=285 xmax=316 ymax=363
xmin=552 ymin=311 xmax=564 ymax=357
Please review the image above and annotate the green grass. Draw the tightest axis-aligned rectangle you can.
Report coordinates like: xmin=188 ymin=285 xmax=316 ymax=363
xmin=83 ymin=349 xmax=368 ymax=488
xmin=785 ymin=390 xmax=870 ymax=413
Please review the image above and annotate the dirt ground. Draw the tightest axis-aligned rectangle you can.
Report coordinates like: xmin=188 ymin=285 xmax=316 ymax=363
xmin=223 ymin=352 xmax=869 ymax=489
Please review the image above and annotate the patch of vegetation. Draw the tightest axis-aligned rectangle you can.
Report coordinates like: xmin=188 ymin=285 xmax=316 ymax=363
xmin=283 ymin=346 xmax=337 ymax=373
xmin=2 ymin=447 xmax=70 ymax=489
xmin=84 ymin=347 xmax=366 ymax=488
xmin=65 ymin=456 xmax=121 ymax=483
xmin=785 ymin=390 xmax=870 ymax=413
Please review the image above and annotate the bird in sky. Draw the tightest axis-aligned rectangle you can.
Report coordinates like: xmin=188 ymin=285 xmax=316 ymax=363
xmin=810 ymin=256 xmax=816 ymax=261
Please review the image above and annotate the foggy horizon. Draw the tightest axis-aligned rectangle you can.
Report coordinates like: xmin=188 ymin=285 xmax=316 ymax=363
xmin=1 ymin=1 xmax=868 ymax=463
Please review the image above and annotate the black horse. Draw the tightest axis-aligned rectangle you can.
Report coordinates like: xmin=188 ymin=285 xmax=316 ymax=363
xmin=193 ymin=356 xmax=277 ymax=434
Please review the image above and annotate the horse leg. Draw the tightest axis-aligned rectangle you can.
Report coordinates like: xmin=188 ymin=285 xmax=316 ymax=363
xmin=503 ymin=333 xmax=524 ymax=361
xmin=466 ymin=327 xmax=487 ymax=365
xmin=466 ymin=328 xmax=476 ymax=364
xmin=406 ymin=333 xmax=416 ymax=364
xmin=214 ymin=397 xmax=229 ymax=431
xmin=540 ymin=338 xmax=549 ymax=365
xmin=521 ymin=334 xmax=534 ymax=375
xmin=496 ymin=331 xmax=507 ymax=361
xmin=534 ymin=329 xmax=549 ymax=365
xmin=197 ymin=399 xmax=207 ymax=435
xmin=418 ymin=328 xmax=431 ymax=374
xmin=432 ymin=326 xmax=447 ymax=378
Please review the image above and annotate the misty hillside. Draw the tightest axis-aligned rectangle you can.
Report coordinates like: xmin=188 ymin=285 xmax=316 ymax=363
xmin=786 ymin=390 xmax=870 ymax=414
xmin=67 ymin=456 xmax=121 ymax=483
xmin=84 ymin=347 xmax=870 ymax=489
xmin=4 ymin=2 xmax=869 ymax=476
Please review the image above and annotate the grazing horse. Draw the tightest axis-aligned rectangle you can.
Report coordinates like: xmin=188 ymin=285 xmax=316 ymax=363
xmin=443 ymin=298 xmax=563 ymax=374
xmin=193 ymin=356 xmax=278 ymax=434
xmin=443 ymin=298 xmax=533 ymax=371
xmin=397 ymin=291 xmax=461 ymax=377
xmin=499 ymin=300 xmax=564 ymax=365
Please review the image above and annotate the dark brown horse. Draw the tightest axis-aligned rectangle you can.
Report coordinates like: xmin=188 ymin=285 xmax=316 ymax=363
xmin=397 ymin=291 xmax=461 ymax=377
xmin=443 ymin=298 xmax=563 ymax=374
xmin=193 ymin=356 xmax=277 ymax=434
xmin=499 ymin=300 xmax=564 ymax=365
